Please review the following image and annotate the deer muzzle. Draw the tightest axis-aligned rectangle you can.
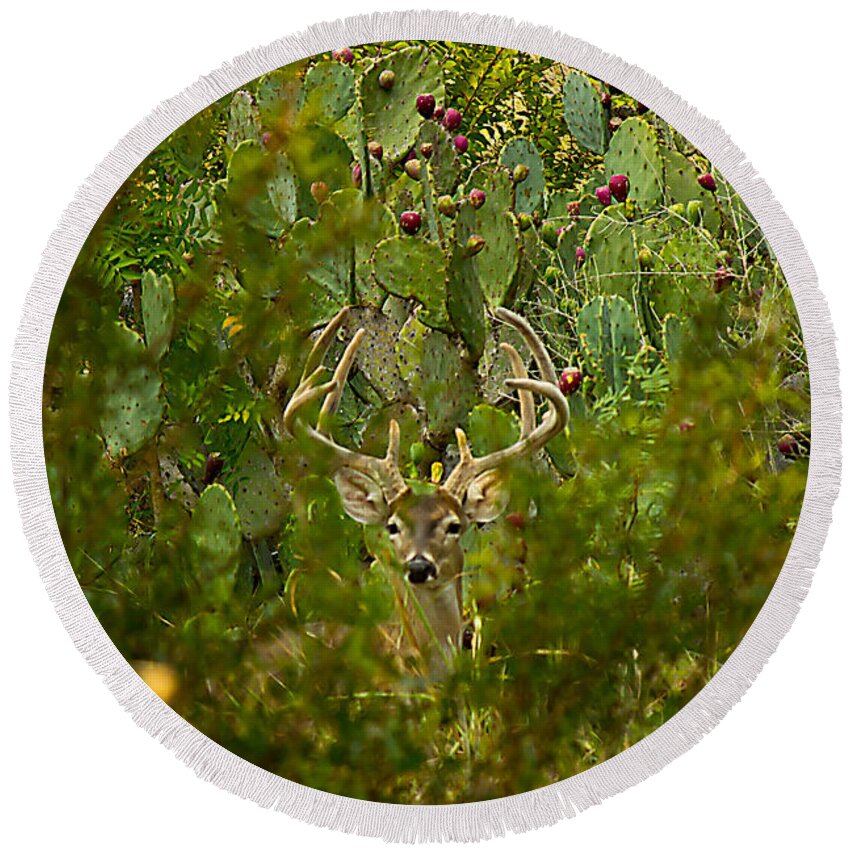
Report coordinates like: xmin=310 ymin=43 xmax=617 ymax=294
xmin=406 ymin=556 xmax=437 ymax=585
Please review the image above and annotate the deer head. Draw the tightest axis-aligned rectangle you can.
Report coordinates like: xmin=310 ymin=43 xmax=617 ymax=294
xmin=283 ymin=306 xmax=568 ymax=672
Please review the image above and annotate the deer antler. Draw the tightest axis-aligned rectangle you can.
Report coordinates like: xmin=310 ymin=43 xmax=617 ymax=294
xmin=443 ymin=307 xmax=569 ymax=500
xmin=283 ymin=307 xmax=408 ymax=504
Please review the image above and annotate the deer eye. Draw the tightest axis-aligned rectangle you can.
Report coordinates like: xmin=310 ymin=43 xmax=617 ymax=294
xmin=386 ymin=521 xmax=400 ymax=536
xmin=446 ymin=521 xmax=462 ymax=535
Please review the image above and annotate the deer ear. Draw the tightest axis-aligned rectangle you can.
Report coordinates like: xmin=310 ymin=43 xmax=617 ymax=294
xmin=334 ymin=468 xmax=389 ymax=525
xmin=463 ymin=470 xmax=510 ymax=524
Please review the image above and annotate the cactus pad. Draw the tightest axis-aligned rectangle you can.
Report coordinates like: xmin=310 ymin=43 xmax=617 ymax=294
xmin=226 ymin=91 xmax=261 ymax=150
xmin=190 ymin=484 xmax=243 ymax=574
xmin=562 ymin=72 xmax=609 ymax=154
xmin=141 ymin=270 xmax=175 ymax=362
xmin=99 ymin=322 xmax=164 ymax=457
xmin=500 ymin=137 xmax=545 ymax=214
xmin=577 ymin=295 xmax=640 ymax=395
xmin=371 ymin=235 xmax=448 ymax=321
xmin=232 ymin=440 xmax=287 ymax=540
xmin=604 ymin=118 xmax=664 ymax=209
xmin=361 ymin=46 xmax=445 ymax=163
xmin=299 ymin=60 xmax=356 ymax=125
xmin=446 ymin=241 xmax=487 ymax=362
xmin=397 ymin=314 xmax=477 ymax=437
xmin=456 ymin=166 xmax=519 ymax=308
xmin=583 ymin=207 xmax=637 ymax=299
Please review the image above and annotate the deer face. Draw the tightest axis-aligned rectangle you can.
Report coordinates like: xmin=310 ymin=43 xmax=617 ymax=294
xmin=333 ymin=472 xmax=509 ymax=588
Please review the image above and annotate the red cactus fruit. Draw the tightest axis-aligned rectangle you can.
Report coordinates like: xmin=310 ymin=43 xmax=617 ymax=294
xmin=453 ymin=135 xmax=469 ymax=153
xmin=469 ymin=188 xmax=487 ymax=209
xmin=400 ymin=210 xmax=422 ymax=235
xmin=698 ymin=172 xmax=717 ymax=192
xmin=367 ymin=140 xmax=383 ymax=161
xmin=351 ymin=162 xmax=362 ymax=188
xmin=575 ymin=246 xmax=586 ymax=267
xmin=333 ymin=47 xmax=354 ymax=65
xmin=559 ymin=367 xmax=582 ymax=396
xmin=595 ymin=185 xmax=613 ymax=206
xmin=609 ymin=174 xmax=630 ymax=203
xmin=416 ymin=93 xmax=436 ymax=118
xmin=310 ymin=181 xmax=330 ymax=204
xmin=442 ymin=107 xmax=462 ymax=131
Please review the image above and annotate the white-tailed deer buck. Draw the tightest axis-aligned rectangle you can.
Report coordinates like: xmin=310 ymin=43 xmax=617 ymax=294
xmin=283 ymin=306 xmax=568 ymax=676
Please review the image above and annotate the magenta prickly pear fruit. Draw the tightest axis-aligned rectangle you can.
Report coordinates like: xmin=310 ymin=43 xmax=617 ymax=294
xmin=713 ymin=266 xmax=734 ymax=293
xmin=609 ymin=174 xmax=630 ymax=203
xmin=698 ymin=172 xmax=717 ymax=192
xmin=404 ymin=158 xmax=421 ymax=180
xmin=600 ymin=90 xmax=612 ymax=107
xmin=558 ymin=367 xmax=582 ymax=396
xmin=416 ymin=94 xmax=436 ymax=118
xmin=333 ymin=47 xmax=354 ymax=65
xmin=310 ymin=181 xmax=330 ymax=204
xmin=505 ymin=511 xmax=526 ymax=530
xmin=442 ymin=107 xmax=462 ymax=131
xmin=436 ymin=195 xmax=457 ymax=217
xmin=512 ymin=164 xmax=530 ymax=183
xmin=465 ymin=234 xmax=486 ymax=256
xmin=777 ymin=434 xmax=800 ymax=457
xmin=433 ymin=104 xmax=446 ymax=121
xmin=468 ymin=188 xmax=487 ymax=209
xmin=567 ymin=200 xmax=581 ymax=218
xmin=367 ymin=140 xmax=383 ymax=161
xmin=453 ymin=134 xmax=469 ymax=153
xmin=400 ymin=210 xmax=422 ymax=235
xmin=608 ymin=116 xmax=622 ymax=133
xmin=517 ymin=213 xmax=533 ymax=231
xmin=595 ymin=185 xmax=612 ymax=206
xmin=575 ymin=246 xmax=586 ymax=267
xmin=419 ymin=142 xmax=434 ymax=159
xmin=378 ymin=69 xmax=395 ymax=90
xmin=351 ymin=162 xmax=362 ymax=188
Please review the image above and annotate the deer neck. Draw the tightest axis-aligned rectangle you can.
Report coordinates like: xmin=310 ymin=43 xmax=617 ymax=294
xmin=389 ymin=572 xmax=463 ymax=675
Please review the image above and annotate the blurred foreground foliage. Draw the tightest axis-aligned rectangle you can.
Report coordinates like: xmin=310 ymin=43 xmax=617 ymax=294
xmin=44 ymin=41 xmax=808 ymax=803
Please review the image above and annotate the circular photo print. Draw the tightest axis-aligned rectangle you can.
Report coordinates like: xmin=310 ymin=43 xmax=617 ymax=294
xmin=44 ymin=41 xmax=809 ymax=805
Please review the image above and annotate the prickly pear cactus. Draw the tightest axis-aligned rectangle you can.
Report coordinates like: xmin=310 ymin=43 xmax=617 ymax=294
xmin=231 ymin=440 xmax=286 ymax=540
xmin=563 ymin=71 xmax=609 ymax=155
xmin=141 ymin=270 xmax=175 ymax=362
xmin=417 ymin=121 xmax=460 ymax=197
xmin=662 ymin=148 xmax=721 ymax=233
xmin=342 ymin=306 xmax=410 ymax=404
xmin=226 ymin=140 xmax=299 ymax=237
xmin=371 ymin=236 xmax=448 ymax=322
xmin=189 ymin=483 xmax=243 ymax=574
xmin=583 ymin=207 xmax=637 ymax=299
xmin=456 ymin=166 xmax=519 ymax=308
xmin=648 ymin=228 xmax=719 ymax=320
xmin=360 ymin=46 xmax=445 ymax=163
xmin=604 ymin=118 xmax=664 ymax=209
xmin=298 ymin=60 xmax=356 ymax=125
xmin=577 ymin=295 xmax=640 ymax=395
xmin=466 ymin=403 xmax=519 ymax=455
xmin=99 ymin=322 xmax=164 ymax=457
xmin=446 ymin=240 xmax=487 ymax=361
xmin=397 ymin=314 xmax=477 ymax=437
xmin=500 ymin=137 xmax=545 ymax=214
xmin=662 ymin=313 xmax=687 ymax=362
xmin=226 ymin=90 xmax=261 ymax=150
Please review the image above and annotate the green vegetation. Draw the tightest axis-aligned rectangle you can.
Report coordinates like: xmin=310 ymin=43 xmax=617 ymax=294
xmin=44 ymin=41 xmax=809 ymax=804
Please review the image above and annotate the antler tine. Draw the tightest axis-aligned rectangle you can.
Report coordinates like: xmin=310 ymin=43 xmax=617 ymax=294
xmin=494 ymin=306 xmax=558 ymax=384
xmin=317 ymin=329 xmax=366 ymax=435
xmin=444 ymin=310 xmax=568 ymax=500
xmin=302 ymin=306 xmax=351 ymax=379
xmin=500 ymin=342 xmax=534 ymax=438
xmin=283 ymin=308 xmax=408 ymax=504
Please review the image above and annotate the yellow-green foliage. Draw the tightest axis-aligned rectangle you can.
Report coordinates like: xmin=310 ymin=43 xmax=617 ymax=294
xmin=42 ymin=41 xmax=809 ymax=805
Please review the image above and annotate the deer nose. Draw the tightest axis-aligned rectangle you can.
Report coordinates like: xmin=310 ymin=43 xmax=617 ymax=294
xmin=406 ymin=556 xmax=437 ymax=584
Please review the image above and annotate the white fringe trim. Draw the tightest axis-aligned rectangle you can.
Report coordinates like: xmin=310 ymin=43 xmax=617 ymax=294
xmin=8 ymin=10 xmax=841 ymax=843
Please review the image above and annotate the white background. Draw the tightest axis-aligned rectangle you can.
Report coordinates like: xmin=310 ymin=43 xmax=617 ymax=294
xmin=2 ymin=1 xmax=847 ymax=846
